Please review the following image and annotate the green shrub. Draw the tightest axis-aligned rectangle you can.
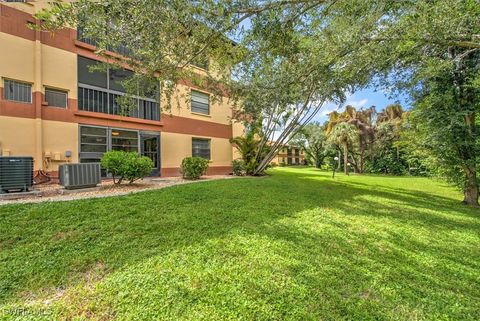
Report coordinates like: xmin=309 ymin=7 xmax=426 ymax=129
xmin=232 ymin=159 xmax=246 ymax=176
xmin=101 ymin=150 xmax=154 ymax=184
xmin=181 ymin=157 xmax=209 ymax=180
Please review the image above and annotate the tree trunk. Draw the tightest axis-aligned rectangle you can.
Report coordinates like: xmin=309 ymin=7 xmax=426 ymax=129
xmin=337 ymin=150 xmax=341 ymax=170
xmin=315 ymin=154 xmax=322 ymax=168
xmin=360 ymin=145 xmax=364 ymax=174
xmin=343 ymin=143 xmax=348 ymax=175
xmin=359 ymin=137 xmax=364 ymax=174
xmin=463 ymin=165 xmax=479 ymax=206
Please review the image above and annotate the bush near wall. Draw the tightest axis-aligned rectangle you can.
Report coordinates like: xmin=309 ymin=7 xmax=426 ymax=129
xmin=101 ymin=151 xmax=154 ymax=184
xmin=232 ymin=159 xmax=246 ymax=176
xmin=181 ymin=157 xmax=209 ymax=180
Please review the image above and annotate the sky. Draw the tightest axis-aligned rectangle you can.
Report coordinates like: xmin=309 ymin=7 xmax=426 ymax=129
xmin=312 ymin=85 xmax=410 ymax=124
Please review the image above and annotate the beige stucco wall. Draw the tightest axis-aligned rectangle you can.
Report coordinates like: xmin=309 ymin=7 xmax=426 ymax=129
xmin=231 ymin=121 xmax=244 ymax=160
xmin=162 ymin=84 xmax=233 ymax=125
xmin=161 ymin=132 xmax=232 ymax=168
xmin=0 ymin=116 xmax=78 ymax=170
xmin=0 ymin=33 xmax=35 ymax=84
xmin=0 ymin=116 xmax=36 ymax=159
xmin=42 ymin=44 xmax=77 ymax=96
xmin=42 ymin=120 xmax=78 ymax=171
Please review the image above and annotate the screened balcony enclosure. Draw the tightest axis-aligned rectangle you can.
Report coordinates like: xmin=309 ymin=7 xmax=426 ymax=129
xmin=76 ymin=28 xmax=132 ymax=58
xmin=77 ymin=56 xmax=160 ymax=121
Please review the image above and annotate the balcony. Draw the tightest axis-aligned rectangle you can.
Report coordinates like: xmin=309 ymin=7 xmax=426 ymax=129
xmin=78 ymin=86 xmax=160 ymax=121
xmin=76 ymin=28 xmax=132 ymax=58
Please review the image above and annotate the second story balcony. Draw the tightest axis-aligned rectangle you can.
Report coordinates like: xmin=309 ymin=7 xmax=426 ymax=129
xmin=78 ymin=85 xmax=160 ymax=121
xmin=77 ymin=56 xmax=160 ymax=122
xmin=76 ymin=28 xmax=132 ymax=58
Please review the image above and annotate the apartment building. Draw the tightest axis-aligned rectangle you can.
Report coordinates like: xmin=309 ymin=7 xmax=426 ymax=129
xmin=273 ymin=145 xmax=306 ymax=166
xmin=0 ymin=0 xmax=243 ymax=178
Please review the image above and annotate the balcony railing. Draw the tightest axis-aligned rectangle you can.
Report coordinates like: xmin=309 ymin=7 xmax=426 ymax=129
xmin=76 ymin=28 xmax=132 ymax=58
xmin=78 ymin=86 xmax=160 ymax=121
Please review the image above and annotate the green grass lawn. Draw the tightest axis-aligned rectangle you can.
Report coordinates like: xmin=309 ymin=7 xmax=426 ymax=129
xmin=0 ymin=168 xmax=479 ymax=320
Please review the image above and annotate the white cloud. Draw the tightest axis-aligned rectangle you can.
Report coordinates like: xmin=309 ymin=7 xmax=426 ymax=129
xmin=344 ymin=98 xmax=368 ymax=107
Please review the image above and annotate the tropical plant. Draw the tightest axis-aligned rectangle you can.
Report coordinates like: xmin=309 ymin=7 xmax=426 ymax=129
xmin=230 ymin=125 xmax=268 ymax=175
xmin=231 ymin=159 xmax=246 ymax=176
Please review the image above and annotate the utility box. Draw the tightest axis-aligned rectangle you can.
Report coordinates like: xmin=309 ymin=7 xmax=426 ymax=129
xmin=59 ymin=163 xmax=101 ymax=190
xmin=0 ymin=157 xmax=34 ymax=193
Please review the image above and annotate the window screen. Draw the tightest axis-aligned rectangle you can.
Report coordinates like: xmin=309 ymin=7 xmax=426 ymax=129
xmin=78 ymin=56 xmax=108 ymax=88
xmin=192 ymin=138 xmax=211 ymax=159
xmin=45 ymin=88 xmax=68 ymax=108
xmin=109 ymin=68 xmax=134 ymax=93
xmin=4 ymin=79 xmax=32 ymax=103
xmin=191 ymin=90 xmax=209 ymax=115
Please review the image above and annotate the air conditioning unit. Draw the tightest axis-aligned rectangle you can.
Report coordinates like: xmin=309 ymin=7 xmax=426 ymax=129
xmin=0 ymin=157 xmax=34 ymax=193
xmin=59 ymin=163 xmax=101 ymax=190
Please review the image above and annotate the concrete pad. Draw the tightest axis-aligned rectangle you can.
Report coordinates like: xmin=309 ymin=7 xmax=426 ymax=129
xmin=58 ymin=186 xmax=101 ymax=195
xmin=0 ymin=190 xmax=42 ymax=200
xmin=149 ymin=178 xmax=175 ymax=183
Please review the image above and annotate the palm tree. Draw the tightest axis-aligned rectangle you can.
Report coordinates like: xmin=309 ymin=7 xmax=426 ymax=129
xmin=345 ymin=106 xmax=375 ymax=173
xmin=377 ymin=104 xmax=404 ymax=124
xmin=327 ymin=123 xmax=358 ymax=175
xmin=326 ymin=105 xmax=375 ymax=173
xmin=377 ymin=104 xmax=406 ymax=160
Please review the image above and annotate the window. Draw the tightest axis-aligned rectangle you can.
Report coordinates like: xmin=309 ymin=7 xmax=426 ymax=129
xmin=45 ymin=88 xmax=68 ymax=108
xmin=192 ymin=55 xmax=209 ymax=70
xmin=111 ymin=129 xmax=138 ymax=152
xmin=191 ymin=90 xmax=209 ymax=115
xmin=79 ymin=125 xmax=140 ymax=164
xmin=192 ymin=138 xmax=211 ymax=160
xmin=4 ymin=79 xmax=32 ymax=103
xmin=80 ymin=126 xmax=108 ymax=154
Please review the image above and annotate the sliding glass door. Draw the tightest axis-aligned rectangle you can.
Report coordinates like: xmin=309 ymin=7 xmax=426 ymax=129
xmin=140 ymin=132 xmax=160 ymax=176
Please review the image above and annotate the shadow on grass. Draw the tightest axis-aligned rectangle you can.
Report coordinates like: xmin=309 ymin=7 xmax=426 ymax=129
xmin=0 ymin=169 xmax=478 ymax=319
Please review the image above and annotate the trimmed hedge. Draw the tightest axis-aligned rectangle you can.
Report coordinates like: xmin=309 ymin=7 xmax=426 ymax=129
xmin=181 ymin=157 xmax=209 ymax=180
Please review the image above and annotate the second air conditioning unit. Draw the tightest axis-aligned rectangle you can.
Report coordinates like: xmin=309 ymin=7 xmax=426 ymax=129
xmin=59 ymin=163 xmax=101 ymax=190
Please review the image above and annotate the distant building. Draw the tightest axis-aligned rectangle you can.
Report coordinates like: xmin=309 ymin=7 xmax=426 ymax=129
xmin=272 ymin=145 xmax=306 ymax=166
